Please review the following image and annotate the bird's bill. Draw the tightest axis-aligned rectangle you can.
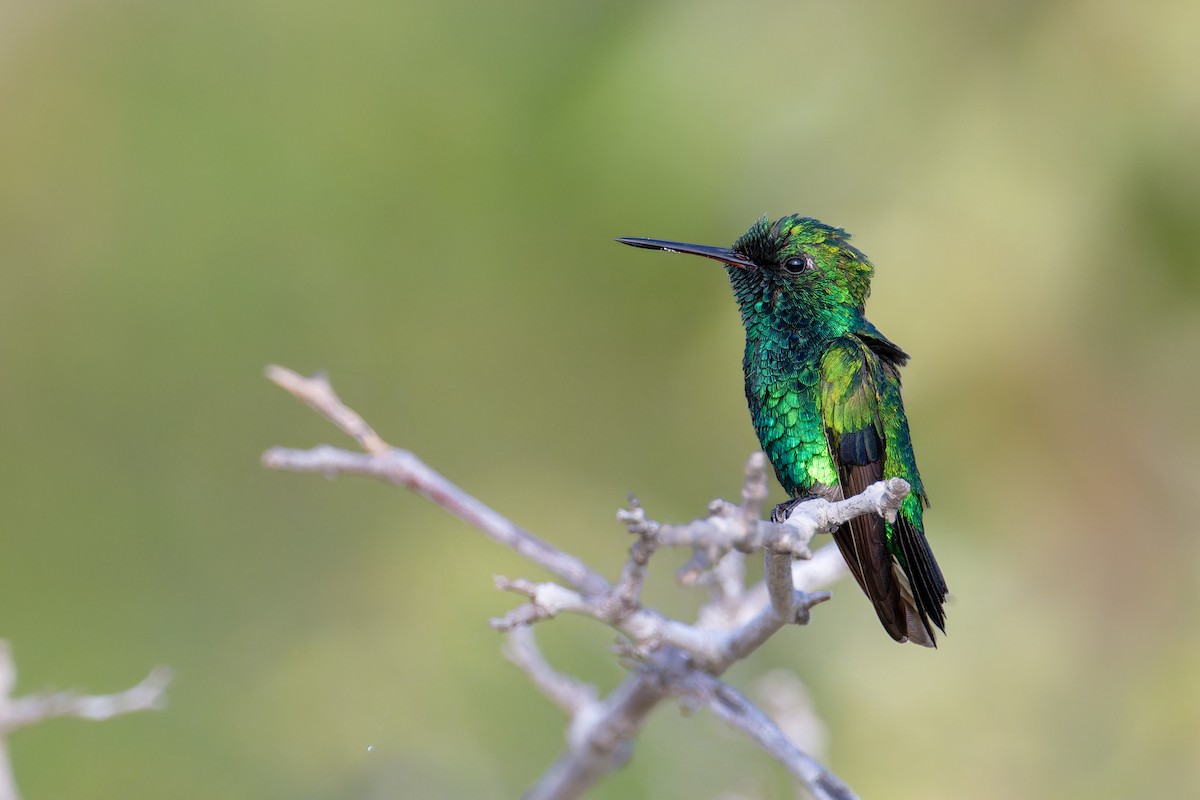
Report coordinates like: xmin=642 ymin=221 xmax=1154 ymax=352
xmin=615 ymin=237 xmax=756 ymax=270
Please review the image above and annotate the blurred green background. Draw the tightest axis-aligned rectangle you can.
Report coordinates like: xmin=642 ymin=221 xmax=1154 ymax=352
xmin=2 ymin=1 xmax=1198 ymax=797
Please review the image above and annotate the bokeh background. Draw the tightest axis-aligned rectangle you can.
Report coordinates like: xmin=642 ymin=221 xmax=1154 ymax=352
xmin=2 ymin=1 xmax=1198 ymax=798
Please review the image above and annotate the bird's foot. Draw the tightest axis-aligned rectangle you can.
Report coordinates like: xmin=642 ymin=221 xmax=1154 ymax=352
xmin=770 ymin=497 xmax=805 ymax=524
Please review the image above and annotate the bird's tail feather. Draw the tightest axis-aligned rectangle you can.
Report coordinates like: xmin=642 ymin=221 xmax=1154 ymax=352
xmin=832 ymin=514 xmax=945 ymax=647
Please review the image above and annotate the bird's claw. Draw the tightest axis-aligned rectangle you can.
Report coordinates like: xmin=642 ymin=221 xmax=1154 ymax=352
xmin=770 ymin=498 xmax=803 ymax=524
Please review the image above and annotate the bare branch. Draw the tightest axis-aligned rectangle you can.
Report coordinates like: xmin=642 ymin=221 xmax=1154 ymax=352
xmin=738 ymin=451 xmax=771 ymax=523
xmin=677 ymin=671 xmax=858 ymax=800
xmin=503 ymin=628 xmax=597 ymax=717
xmin=525 ymin=649 xmax=689 ymax=800
xmin=0 ymin=642 xmax=170 ymax=800
xmin=265 ymin=365 xmax=391 ymax=455
xmin=708 ymin=452 xmax=767 ymax=608
xmin=765 ymin=551 xmax=796 ymax=617
xmin=610 ymin=496 xmax=658 ymax=614
xmin=640 ymin=474 xmax=906 ymax=568
xmin=650 ymin=500 xmax=816 ymax=560
xmin=263 ymin=366 xmax=905 ymax=800
xmin=719 ymin=542 xmax=848 ymax=634
xmin=791 ymin=542 xmax=851 ymax=592
xmin=785 ymin=476 xmax=911 ymax=530
xmin=697 ymin=596 xmax=829 ymax=684
xmin=0 ymin=644 xmax=170 ymax=735
xmin=263 ymin=444 xmax=610 ymax=596
xmin=3 ymin=672 xmax=171 ymax=733
xmin=754 ymin=670 xmax=828 ymax=761
xmin=490 ymin=577 xmax=716 ymax=663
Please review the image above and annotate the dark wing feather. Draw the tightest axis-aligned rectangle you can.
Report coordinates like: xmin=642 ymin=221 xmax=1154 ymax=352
xmin=821 ymin=338 xmax=942 ymax=646
xmin=833 ymin=458 xmax=909 ymax=642
xmin=820 ymin=340 xmax=909 ymax=643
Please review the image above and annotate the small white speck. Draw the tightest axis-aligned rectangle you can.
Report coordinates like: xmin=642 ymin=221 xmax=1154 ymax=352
xmin=366 ymin=744 xmax=375 ymax=753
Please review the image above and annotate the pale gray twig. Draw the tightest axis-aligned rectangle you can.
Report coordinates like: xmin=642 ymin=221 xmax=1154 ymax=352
xmin=754 ymin=670 xmax=829 ymax=762
xmin=265 ymin=365 xmax=390 ymax=455
xmin=263 ymin=367 xmax=609 ymax=597
xmin=491 ymin=576 xmax=712 ymax=662
xmin=0 ymin=642 xmax=169 ymax=800
xmin=676 ymin=671 xmax=857 ymax=800
xmin=503 ymin=628 xmax=597 ymax=716
xmin=719 ymin=542 xmax=848 ymax=632
xmin=709 ymin=452 xmax=768 ymax=609
xmin=525 ymin=664 xmax=671 ymax=800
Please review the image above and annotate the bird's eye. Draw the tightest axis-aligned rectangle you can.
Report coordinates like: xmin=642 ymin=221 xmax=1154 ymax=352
xmin=782 ymin=255 xmax=812 ymax=274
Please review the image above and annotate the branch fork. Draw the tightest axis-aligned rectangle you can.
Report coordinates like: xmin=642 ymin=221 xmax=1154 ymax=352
xmin=263 ymin=365 xmax=910 ymax=800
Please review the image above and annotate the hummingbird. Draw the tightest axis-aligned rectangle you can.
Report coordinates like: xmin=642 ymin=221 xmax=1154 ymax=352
xmin=617 ymin=215 xmax=947 ymax=646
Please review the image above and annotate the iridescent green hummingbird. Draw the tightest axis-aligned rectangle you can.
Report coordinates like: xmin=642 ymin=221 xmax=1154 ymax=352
xmin=617 ymin=215 xmax=948 ymax=646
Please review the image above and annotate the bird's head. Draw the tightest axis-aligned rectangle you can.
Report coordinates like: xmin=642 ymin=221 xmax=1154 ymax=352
xmin=618 ymin=215 xmax=874 ymax=329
